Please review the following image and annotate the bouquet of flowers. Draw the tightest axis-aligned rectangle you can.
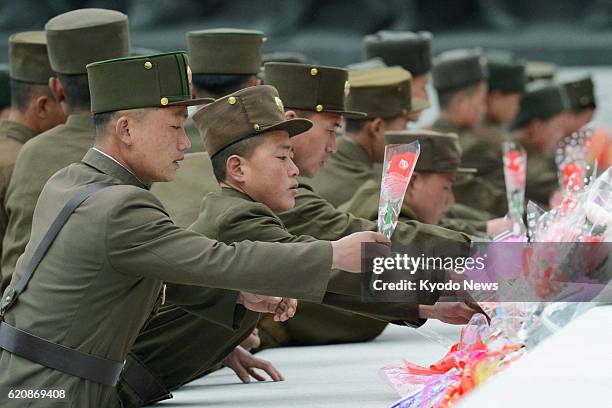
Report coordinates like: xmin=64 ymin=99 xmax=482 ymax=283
xmin=502 ymin=142 xmax=527 ymax=237
xmin=378 ymin=141 xmax=420 ymax=239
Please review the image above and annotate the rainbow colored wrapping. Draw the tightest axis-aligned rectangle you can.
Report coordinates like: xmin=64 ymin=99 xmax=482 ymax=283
xmin=378 ymin=141 xmax=420 ymax=239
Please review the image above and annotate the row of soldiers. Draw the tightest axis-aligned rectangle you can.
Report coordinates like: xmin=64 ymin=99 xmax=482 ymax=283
xmin=0 ymin=7 xmax=607 ymax=408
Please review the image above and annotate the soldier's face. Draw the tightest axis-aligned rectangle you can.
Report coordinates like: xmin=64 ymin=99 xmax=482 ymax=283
xmin=236 ymin=131 xmax=299 ymax=212
xmin=533 ymin=113 xmax=567 ymax=154
xmin=127 ymin=106 xmax=190 ymax=184
xmin=564 ymin=108 xmax=595 ymax=135
xmin=405 ymin=172 xmax=455 ymax=225
xmin=457 ymin=82 xmax=487 ymax=129
xmin=408 ymin=73 xmax=430 ymax=121
xmin=290 ymin=112 xmax=342 ymax=177
xmin=487 ymin=90 xmax=521 ymax=125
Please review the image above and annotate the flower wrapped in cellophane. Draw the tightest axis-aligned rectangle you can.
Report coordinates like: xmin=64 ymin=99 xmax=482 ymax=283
xmin=502 ymin=141 xmax=527 ymax=239
xmin=378 ymin=141 xmax=420 ymax=239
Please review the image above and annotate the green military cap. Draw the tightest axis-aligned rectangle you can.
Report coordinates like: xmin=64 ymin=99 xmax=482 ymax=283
xmin=432 ymin=48 xmax=489 ymax=92
xmin=0 ymin=64 xmax=9 ymax=108
xmin=526 ymin=61 xmax=557 ymax=82
xmin=511 ymin=81 xmax=569 ymax=130
xmin=187 ymin=28 xmax=266 ymax=75
xmin=362 ymin=31 xmax=432 ymax=76
xmin=263 ymin=62 xmax=365 ymax=117
xmin=486 ymin=51 xmax=527 ymax=93
xmin=86 ymin=52 xmax=212 ymax=114
xmin=384 ymin=130 xmax=477 ymax=173
xmin=346 ymin=67 xmax=413 ymax=118
xmin=262 ymin=51 xmax=308 ymax=65
xmin=193 ymin=85 xmax=313 ymax=158
xmin=9 ymin=31 xmax=54 ymax=84
xmin=45 ymin=8 xmax=130 ymax=75
xmin=562 ymin=76 xmax=596 ymax=111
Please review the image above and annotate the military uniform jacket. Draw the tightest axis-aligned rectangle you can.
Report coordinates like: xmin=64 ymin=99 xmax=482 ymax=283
xmin=522 ymin=141 xmax=558 ymax=208
xmin=465 ymin=119 xmax=507 ymax=190
xmin=150 ymin=152 xmax=219 ymax=228
xmin=339 ymin=179 xmax=488 ymax=237
xmin=0 ymin=121 xmax=36 ymax=270
xmin=1 ymin=114 xmax=94 ymax=293
xmin=428 ymin=118 xmax=507 ymax=217
xmin=0 ymin=149 xmax=335 ymax=408
xmin=309 ymin=138 xmax=381 ymax=207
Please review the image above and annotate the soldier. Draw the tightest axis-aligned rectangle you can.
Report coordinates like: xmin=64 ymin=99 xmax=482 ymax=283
xmin=0 ymin=31 xmax=65 ymax=265
xmin=561 ymin=76 xmax=596 ymax=136
xmin=466 ymin=52 xmax=527 ymax=190
xmin=362 ymin=30 xmax=433 ymax=120
xmin=259 ymin=62 xmax=479 ymax=347
xmin=341 ymin=131 xmax=477 ymax=226
xmin=0 ymin=51 xmax=380 ymax=408
xmin=0 ymin=65 xmax=10 ymax=120
xmin=0 ymin=8 xmax=132 ymax=292
xmin=150 ymin=28 xmax=265 ymax=227
xmin=309 ymin=66 xmax=412 ymax=207
xmin=511 ymin=81 xmax=569 ymax=208
xmin=429 ymin=49 xmax=507 ymax=217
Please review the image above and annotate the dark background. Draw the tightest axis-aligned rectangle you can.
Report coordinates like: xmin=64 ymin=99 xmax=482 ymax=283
xmin=2 ymin=0 xmax=612 ymax=66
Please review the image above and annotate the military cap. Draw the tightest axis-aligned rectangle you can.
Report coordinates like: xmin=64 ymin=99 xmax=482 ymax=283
xmin=86 ymin=52 xmax=212 ymax=114
xmin=193 ymin=85 xmax=313 ymax=158
xmin=562 ymin=76 xmax=596 ymax=111
xmin=262 ymin=52 xmax=308 ymax=65
xmin=0 ymin=64 xmax=9 ymax=108
xmin=346 ymin=67 xmax=413 ymax=118
xmin=263 ymin=62 xmax=365 ymax=117
xmin=486 ymin=51 xmax=527 ymax=93
xmin=362 ymin=31 xmax=432 ymax=76
xmin=432 ymin=48 xmax=489 ymax=92
xmin=511 ymin=81 xmax=569 ymax=130
xmin=45 ymin=8 xmax=130 ymax=75
xmin=526 ymin=61 xmax=557 ymax=82
xmin=385 ymin=130 xmax=476 ymax=173
xmin=187 ymin=28 xmax=265 ymax=75
xmin=9 ymin=31 xmax=54 ymax=84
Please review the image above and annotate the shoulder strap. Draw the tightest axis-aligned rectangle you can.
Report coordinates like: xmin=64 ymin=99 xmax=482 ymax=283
xmin=1 ymin=182 xmax=111 ymax=315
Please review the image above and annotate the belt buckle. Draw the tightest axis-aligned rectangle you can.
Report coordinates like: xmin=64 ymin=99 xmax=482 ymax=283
xmin=161 ymin=284 xmax=167 ymax=306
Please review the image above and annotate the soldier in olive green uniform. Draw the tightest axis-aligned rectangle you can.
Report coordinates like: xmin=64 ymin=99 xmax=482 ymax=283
xmin=0 ymin=51 xmax=380 ymax=408
xmin=0 ymin=65 xmax=10 ymax=120
xmin=341 ymin=130 xmax=478 ymax=228
xmin=511 ymin=81 xmax=569 ymax=208
xmin=362 ymin=30 xmax=433 ymax=121
xmin=468 ymin=52 xmax=527 ymax=190
xmin=259 ymin=62 xmax=476 ymax=347
xmin=0 ymin=31 xmax=65 ymax=268
xmin=0 ymin=9 xmax=131 ymax=293
xmin=151 ymin=29 xmax=265 ymax=227
xmin=429 ymin=49 xmax=507 ymax=218
xmin=562 ymin=76 xmax=597 ymax=136
xmin=309 ymin=66 xmax=412 ymax=207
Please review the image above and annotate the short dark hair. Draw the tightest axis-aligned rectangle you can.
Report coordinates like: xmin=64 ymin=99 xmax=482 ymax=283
xmin=58 ymin=73 xmax=91 ymax=112
xmin=10 ymin=79 xmax=53 ymax=113
xmin=93 ymin=111 xmax=115 ymax=139
xmin=192 ymin=73 xmax=255 ymax=98
xmin=344 ymin=116 xmax=399 ymax=134
xmin=437 ymin=82 xmax=482 ymax=110
xmin=210 ymin=135 xmax=265 ymax=182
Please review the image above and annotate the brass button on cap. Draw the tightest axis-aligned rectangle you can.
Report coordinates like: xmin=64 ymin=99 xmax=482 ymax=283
xmin=228 ymin=96 xmax=237 ymax=105
xmin=310 ymin=68 xmax=318 ymax=76
xmin=160 ymin=97 xmax=169 ymax=106
xmin=315 ymin=104 xmax=323 ymax=112
xmin=144 ymin=61 xmax=153 ymax=70
xmin=254 ymin=124 xmax=260 ymax=131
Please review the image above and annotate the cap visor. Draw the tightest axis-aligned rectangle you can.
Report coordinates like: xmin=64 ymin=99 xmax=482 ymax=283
xmin=411 ymin=97 xmax=431 ymax=113
xmin=455 ymin=167 xmax=478 ymax=174
xmin=261 ymin=118 xmax=313 ymax=137
xmin=168 ymin=97 xmax=215 ymax=107
xmin=325 ymin=109 xmax=367 ymax=118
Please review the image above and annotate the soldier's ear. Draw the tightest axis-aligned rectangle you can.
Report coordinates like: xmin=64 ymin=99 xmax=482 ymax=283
xmin=115 ymin=116 xmax=133 ymax=146
xmin=226 ymin=155 xmax=247 ymax=183
xmin=48 ymin=77 xmax=66 ymax=107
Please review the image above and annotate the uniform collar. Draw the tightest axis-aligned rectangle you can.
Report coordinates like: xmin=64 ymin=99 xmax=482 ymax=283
xmin=81 ymin=148 xmax=149 ymax=189
xmin=400 ymin=203 xmax=419 ymax=221
xmin=337 ymin=138 xmax=374 ymax=166
xmin=0 ymin=120 xmax=37 ymax=144
xmin=65 ymin=113 xmax=94 ymax=131
xmin=219 ymin=186 xmax=255 ymax=202
xmin=433 ymin=117 xmax=466 ymax=133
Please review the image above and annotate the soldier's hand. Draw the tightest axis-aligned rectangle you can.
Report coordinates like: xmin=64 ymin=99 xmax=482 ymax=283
xmin=237 ymin=292 xmax=282 ymax=314
xmin=486 ymin=216 xmax=513 ymax=237
xmin=223 ymin=346 xmax=284 ymax=383
xmin=273 ymin=298 xmax=297 ymax=322
xmin=240 ymin=328 xmax=261 ymax=351
xmin=418 ymin=301 xmax=482 ymax=325
xmin=331 ymin=231 xmax=389 ymax=273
